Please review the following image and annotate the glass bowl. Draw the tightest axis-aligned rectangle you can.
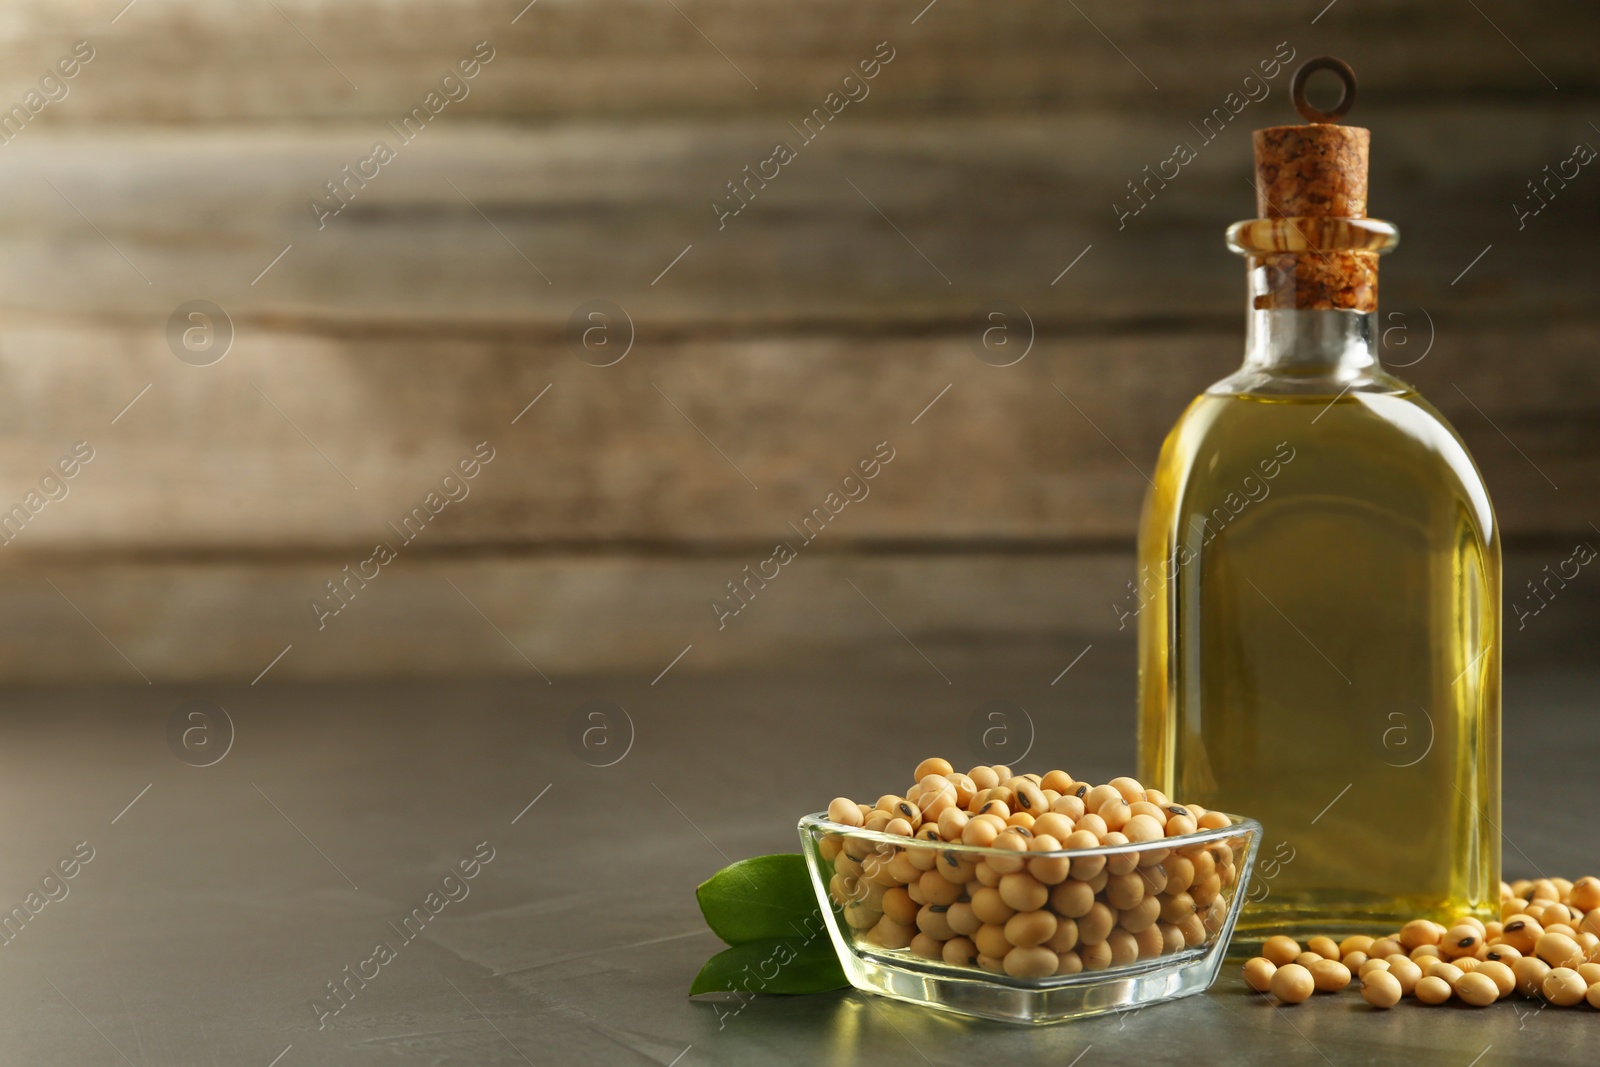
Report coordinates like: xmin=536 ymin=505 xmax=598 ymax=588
xmin=798 ymin=811 xmax=1260 ymax=1024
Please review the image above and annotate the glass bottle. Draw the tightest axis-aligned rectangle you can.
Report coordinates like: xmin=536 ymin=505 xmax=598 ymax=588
xmin=1135 ymin=115 xmax=1500 ymax=936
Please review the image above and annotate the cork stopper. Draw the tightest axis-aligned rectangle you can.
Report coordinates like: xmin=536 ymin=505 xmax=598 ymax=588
xmin=1246 ymin=57 xmax=1379 ymax=312
xmin=1252 ymin=124 xmax=1370 ymax=219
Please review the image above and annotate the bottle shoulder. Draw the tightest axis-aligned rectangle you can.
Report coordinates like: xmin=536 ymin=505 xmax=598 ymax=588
xmin=1206 ymin=364 xmax=1412 ymax=400
xmin=1150 ymin=387 xmax=1499 ymax=549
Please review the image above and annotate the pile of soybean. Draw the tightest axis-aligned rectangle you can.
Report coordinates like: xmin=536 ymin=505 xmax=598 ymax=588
xmin=819 ymin=758 xmax=1241 ymax=979
xmin=1244 ymin=876 xmax=1600 ymax=1009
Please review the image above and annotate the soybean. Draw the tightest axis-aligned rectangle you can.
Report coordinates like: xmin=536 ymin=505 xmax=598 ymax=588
xmin=1455 ymin=971 xmax=1498 ymax=1007
xmin=1476 ymin=960 xmax=1515 ymax=997
xmin=1414 ymin=975 xmax=1452 ymax=1005
xmin=1387 ymin=957 xmax=1422 ymax=996
xmin=1262 ymin=935 xmax=1301 ymax=967
xmin=1003 ymin=945 xmax=1060 ymax=979
xmin=1242 ymin=956 xmax=1276 ymax=993
xmin=1306 ymin=935 xmax=1341 ymax=961
xmin=1269 ymin=964 xmax=1315 ymax=1005
xmin=1309 ymin=958 xmax=1352 ymax=993
xmin=1360 ymin=969 xmax=1402 ymax=1009
xmin=1542 ymin=967 xmax=1588 ymax=1007
xmin=1005 ymin=909 xmax=1057 ymax=948
xmin=1535 ymin=931 xmax=1582 ymax=968
xmin=943 ymin=936 xmax=977 ymax=966
xmin=1513 ymin=956 xmax=1551 ymax=997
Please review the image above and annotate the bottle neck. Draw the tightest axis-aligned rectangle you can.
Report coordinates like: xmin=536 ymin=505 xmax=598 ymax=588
xmin=1222 ymin=217 xmax=1402 ymax=396
xmin=1243 ymin=309 xmax=1379 ymax=379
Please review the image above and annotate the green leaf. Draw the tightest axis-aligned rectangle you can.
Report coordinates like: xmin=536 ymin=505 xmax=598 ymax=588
xmin=689 ymin=937 xmax=847 ymax=996
xmin=696 ymin=854 xmax=823 ymax=946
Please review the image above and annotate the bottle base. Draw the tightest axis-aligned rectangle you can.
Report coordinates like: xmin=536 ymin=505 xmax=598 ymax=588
xmin=1232 ymin=894 xmax=1496 ymax=948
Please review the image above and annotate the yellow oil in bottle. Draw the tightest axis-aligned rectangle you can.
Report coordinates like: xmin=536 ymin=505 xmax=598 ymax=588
xmin=1136 ymin=384 xmax=1500 ymax=935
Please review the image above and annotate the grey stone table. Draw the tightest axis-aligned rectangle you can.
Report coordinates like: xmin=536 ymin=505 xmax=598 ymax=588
xmin=1 ymin=649 xmax=1594 ymax=1066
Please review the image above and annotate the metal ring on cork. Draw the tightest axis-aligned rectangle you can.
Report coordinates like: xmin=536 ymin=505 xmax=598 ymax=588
xmin=1291 ymin=56 xmax=1356 ymax=124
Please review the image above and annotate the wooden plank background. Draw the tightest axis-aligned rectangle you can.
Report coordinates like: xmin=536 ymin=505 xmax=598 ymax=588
xmin=0 ymin=0 xmax=1593 ymax=682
